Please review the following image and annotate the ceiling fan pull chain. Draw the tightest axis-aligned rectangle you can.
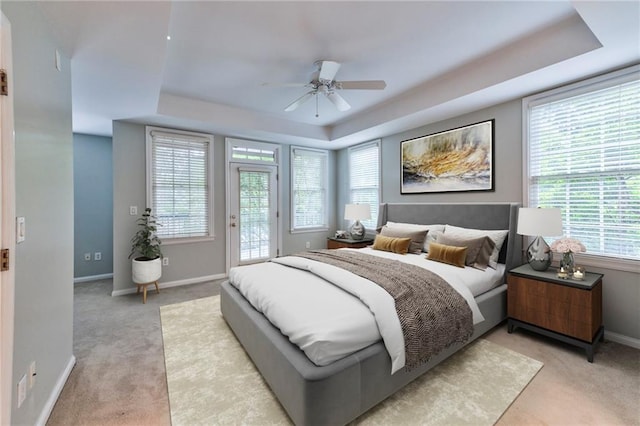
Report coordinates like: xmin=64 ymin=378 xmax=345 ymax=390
xmin=315 ymin=92 xmax=319 ymax=118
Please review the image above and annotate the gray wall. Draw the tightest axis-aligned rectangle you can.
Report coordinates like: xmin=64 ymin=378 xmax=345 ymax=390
xmin=112 ymin=123 xmax=334 ymax=293
xmin=112 ymin=122 xmax=227 ymax=293
xmin=2 ymin=2 xmax=75 ymax=424
xmin=337 ymin=98 xmax=640 ymax=342
xmin=74 ymin=133 xmax=113 ymax=278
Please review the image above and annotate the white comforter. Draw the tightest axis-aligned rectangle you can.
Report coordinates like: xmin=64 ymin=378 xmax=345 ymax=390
xmin=228 ymin=248 xmax=494 ymax=374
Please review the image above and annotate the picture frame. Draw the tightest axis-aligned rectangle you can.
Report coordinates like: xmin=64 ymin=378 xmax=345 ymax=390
xmin=401 ymin=119 xmax=494 ymax=194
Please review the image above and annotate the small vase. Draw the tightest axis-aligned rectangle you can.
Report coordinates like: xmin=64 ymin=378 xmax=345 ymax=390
xmin=560 ymin=251 xmax=575 ymax=274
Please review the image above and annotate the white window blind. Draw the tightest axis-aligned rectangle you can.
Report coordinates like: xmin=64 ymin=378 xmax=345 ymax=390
xmin=349 ymin=141 xmax=380 ymax=230
xmin=291 ymin=147 xmax=328 ymax=231
xmin=525 ymin=68 xmax=640 ymax=261
xmin=148 ymin=129 xmax=213 ymax=239
xmin=231 ymin=145 xmax=276 ymax=163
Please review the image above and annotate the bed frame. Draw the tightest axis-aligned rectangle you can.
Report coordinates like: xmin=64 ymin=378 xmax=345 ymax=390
xmin=221 ymin=202 xmax=521 ymax=425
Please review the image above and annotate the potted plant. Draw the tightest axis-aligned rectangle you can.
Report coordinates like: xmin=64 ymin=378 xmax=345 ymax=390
xmin=129 ymin=208 xmax=163 ymax=284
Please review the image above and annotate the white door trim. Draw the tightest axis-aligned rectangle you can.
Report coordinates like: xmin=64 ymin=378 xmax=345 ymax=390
xmin=228 ymin=164 xmax=278 ymax=267
xmin=224 ymin=138 xmax=282 ymax=274
xmin=0 ymin=11 xmax=16 ymax=425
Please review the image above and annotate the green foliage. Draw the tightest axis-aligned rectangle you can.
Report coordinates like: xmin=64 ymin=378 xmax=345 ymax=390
xmin=129 ymin=208 xmax=163 ymax=260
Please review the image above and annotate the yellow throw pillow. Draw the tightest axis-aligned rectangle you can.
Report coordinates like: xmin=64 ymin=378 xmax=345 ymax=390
xmin=426 ymin=242 xmax=467 ymax=268
xmin=372 ymin=235 xmax=412 ymax=254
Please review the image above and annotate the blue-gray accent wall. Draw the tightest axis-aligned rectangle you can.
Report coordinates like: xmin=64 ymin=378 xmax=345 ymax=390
xmin=74 ymin=133 xmax=113 ymax=278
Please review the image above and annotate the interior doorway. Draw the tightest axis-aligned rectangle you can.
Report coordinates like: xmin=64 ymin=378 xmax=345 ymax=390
xmin=0 ymin=10 xmax=16 ymax=424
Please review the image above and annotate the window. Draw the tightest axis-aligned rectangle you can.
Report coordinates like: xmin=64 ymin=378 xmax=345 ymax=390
xmin=524 ymin=66 xmax=640 ymax=263
xmin=146 ymin=127 xmax=213 ymax=240
xmin=230 ymin=145 xmax=276 ymax=163
xmin=291 ymin=147 xmax=329 ymax=232
xmin=349 ymin=141 xmax=380 ymax=230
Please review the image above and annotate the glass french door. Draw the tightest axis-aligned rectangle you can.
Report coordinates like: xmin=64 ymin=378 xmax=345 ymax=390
xmin=229 ymin=164 xmax=278 ymax=267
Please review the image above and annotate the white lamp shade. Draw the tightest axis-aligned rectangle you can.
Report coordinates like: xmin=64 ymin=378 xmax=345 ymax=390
xmin=344 ymin=203 xmax=371 ymax=221
xmin=517 ymin=207 xmax=563 ymax=237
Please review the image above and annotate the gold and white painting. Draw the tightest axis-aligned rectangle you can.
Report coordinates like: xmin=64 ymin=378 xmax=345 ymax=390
xmin=401 ymin=120 xmax=494 ymax=194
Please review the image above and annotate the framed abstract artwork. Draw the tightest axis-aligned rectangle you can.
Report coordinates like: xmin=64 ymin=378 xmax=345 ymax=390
xmin=401 ymin=119 xmax=495 ymax=194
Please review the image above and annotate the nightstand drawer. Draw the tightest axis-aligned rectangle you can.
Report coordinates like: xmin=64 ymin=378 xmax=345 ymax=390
xmin=514 ymin=306 xmax=596 ymax=341
xmin=511 ymin=294 xmax=592 ymax=322
xmin=509 ymin=276 xmax=592 ymax=307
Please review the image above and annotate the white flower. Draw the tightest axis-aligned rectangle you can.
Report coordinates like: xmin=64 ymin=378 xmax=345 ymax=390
xmin=550 ymin=237 xmax=586 ymax=253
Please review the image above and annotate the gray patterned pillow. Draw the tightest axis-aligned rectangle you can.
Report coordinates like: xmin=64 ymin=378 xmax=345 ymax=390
xmin=384 ymin=222 xmax=445 ymax=252
xmin=379 ymin=226 xmax=428 ymax=254
xmin=443 ymin=225 xmax=508 ymax=269
xmin=437 ymin=234 xmax=496 ymax=270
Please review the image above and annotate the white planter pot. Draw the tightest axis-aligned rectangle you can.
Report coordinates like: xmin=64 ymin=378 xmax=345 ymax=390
xmin=132 ymin=257 xmax=162 ymax=284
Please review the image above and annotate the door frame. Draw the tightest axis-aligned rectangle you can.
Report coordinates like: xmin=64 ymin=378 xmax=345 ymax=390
xmin=228 ymin=164 xmax=278 ymax=267
xmin=225 ymin=138 xmax=282 ymax=273
xmin=0 ymin=11 xmax=16 ymax=425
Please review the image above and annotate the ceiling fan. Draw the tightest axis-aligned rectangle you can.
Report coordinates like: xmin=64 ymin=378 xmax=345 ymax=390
xmin=266 ymin=60 xmax=386 ymax=117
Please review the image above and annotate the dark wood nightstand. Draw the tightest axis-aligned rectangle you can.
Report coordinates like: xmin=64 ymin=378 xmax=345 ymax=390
xmin=327 ymin=237 xmax=374 ymax=249
xmin=507 ymin=264 xmax=604 ymax=362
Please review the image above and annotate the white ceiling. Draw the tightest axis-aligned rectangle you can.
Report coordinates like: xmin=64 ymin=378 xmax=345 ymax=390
xmin=38 ymin=1 xmax=639 ymax=149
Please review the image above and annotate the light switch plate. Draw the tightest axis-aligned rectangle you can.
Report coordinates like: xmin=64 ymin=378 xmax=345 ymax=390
xmin=16 ymin=217 xmax=25 ymax=243
xmin=17 ymin=374 xmax=26 ymax=407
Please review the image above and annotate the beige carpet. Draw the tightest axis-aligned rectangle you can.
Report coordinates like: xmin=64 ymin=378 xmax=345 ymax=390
xmin=160 ymin=296 xmax=543 ymax=426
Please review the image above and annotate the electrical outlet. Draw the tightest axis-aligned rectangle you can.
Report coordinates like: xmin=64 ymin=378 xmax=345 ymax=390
xmin=17 ymin=374 xmax=26 ymax=408
xmin=84 ymin=253 xmax=91 ymax=261
xmin=94 ymin=252 xmax=102 ymax=261
xmin=162 ymin=257 xmax=169 ymax=266
xmin=130 ymin=206 xmax=138 ymax=216
xmin=305 ymin=241 xmax=311 ymax=249
xmin=29 ymin=361 xmax=36 ymax=388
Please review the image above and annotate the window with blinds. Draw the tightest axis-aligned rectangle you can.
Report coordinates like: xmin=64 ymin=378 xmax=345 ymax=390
xmin=291 ymin=147 xmax=328 ymax=231
xmin=147 ymin=127 xmax=213 ymax=240
xmin=231 ymin=145 xmax=276 ymax=163
xmin=349 ymin=141 xmax=380 ymax=230
xmin=524 ymin=67 xmax=640 ymax=262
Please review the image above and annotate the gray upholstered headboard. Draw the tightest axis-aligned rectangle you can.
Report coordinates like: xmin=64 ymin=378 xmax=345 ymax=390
xmin=377 ymin=202 xmax=521 ymax=274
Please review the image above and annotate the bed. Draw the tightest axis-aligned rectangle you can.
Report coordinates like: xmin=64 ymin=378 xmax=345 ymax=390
xmin=220 ymin=202 xmax=521 ymax=425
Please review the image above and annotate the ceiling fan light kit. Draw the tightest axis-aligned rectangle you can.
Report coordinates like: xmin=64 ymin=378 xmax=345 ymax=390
xmin=277 ymin=60 xmax=386 ymax=117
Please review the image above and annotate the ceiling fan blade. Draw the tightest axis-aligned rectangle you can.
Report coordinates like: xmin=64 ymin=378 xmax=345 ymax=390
xmin=284 ymin=91 xmax=315 ymax=112
xmin=326 ymin=91 xmax=351 ymax=111
xmin=261 ymin=82 xmax=310 ymax=88
xmin=318 ymin=60 xmax=341 ymax=82
xmin=336 ymin=80 xmax=387 ymax=90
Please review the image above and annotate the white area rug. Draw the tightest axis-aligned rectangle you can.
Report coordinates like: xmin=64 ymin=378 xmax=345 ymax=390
xmin=161 ymin=296 xmax=543 ymax=426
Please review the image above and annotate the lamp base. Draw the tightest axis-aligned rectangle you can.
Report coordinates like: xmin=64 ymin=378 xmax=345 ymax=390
xmin=349 ymin=220 xmax=366 ymax=240
xmin=526 ymin=236 xmax=552 ymax=271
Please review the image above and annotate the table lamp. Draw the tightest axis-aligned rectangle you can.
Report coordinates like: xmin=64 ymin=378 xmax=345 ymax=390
xmin=517 ymin=207 xmax=563 ymax=271
xmin=344 ymin=203 xmax=371 ymax=240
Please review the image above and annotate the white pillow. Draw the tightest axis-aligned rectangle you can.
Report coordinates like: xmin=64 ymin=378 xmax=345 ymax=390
xmin=385 ymin=221 xmax=445 ymax=252
xmin=443 ymin=225 xmax=508 ymax=269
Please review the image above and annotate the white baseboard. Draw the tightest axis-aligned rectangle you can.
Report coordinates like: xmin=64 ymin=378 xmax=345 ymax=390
xmin=36 ymin=354 xmax=76 ymax=426
xmin=111 ymin=273 xmax=227 ymax=297
xmin=605 ymin=330 xmax=640 ymax=349
xmin=74 ymin=273 xmax=113 ymax=284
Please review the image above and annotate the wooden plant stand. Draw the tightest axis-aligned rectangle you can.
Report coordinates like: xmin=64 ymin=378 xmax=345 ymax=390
xmin=136 ymin=280 xmax=159 ymax=304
